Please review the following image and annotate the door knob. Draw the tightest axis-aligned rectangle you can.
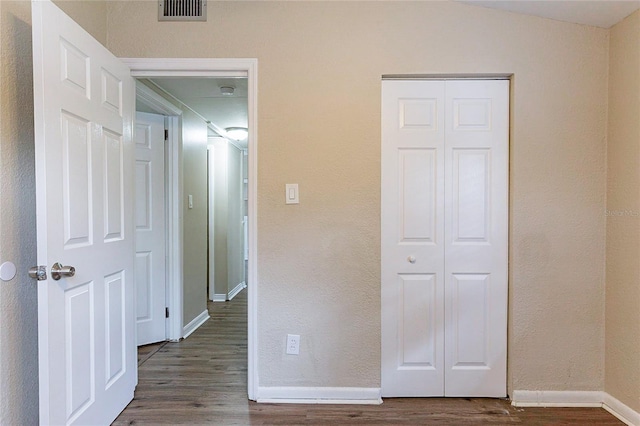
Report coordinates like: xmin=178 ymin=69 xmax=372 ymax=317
xmin=29 ymin=266 xmax=47 ymax=281
xmin=51 ymin=263 xmax=75 ymax=281
xmin=407 ymin=256 xmax=416 ymax=264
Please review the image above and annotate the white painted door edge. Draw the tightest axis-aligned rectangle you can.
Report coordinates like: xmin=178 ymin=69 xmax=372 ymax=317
xmin=122 ymin=58 xmax=259 ymax=401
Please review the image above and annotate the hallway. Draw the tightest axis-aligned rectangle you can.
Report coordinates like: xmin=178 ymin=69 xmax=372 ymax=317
xmin=113 ymin=290 xmax=621 ymax=425
xmin=114 ymin=290 xmax=249 ymax=424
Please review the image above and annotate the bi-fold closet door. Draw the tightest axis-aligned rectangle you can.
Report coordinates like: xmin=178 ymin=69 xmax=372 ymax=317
xmin=381 ymin=79 xmax=509 ymax=397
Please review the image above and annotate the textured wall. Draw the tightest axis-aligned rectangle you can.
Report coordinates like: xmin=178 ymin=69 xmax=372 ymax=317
xmin=106 ymin=0 xmax=609 ymax=392
xmin=0 ymin=1 xmax=107 ymax=422
xmin=54 ymin=0 xmax=107 ymax=45
xmin=180 ymin=108 xmax=209 ymax=326
xmin=227 ymin=143 xmax=244 ymax=294
xmin=212 ymin=140 xmax=245 ymax=297
xmin=0 ymin=2 xmax=39 ymax=423
xmin=213 ymin=138 xmax=229 ymax=297
xmin=605 ymin=10 xmax=640 ymax=413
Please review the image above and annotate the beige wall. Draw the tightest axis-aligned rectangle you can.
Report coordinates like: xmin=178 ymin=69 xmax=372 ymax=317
xmin=107 ymin=1 xmax=609 ymax=392
xmin=213 ymin=138 xmax=229 ymax=297
xmin=212 ymin=139 xmax=245 ymax=298
xmin=54 ymin=0 xmax=107 ymax=45
xmin=0 ymin=1 xmax=107 ymax=422
xmin=180 ymin=110 xmax=209 ymax=326
xmin=2 ymin=0 xmax=628 ymax=421
xmin=0 ymin=2 xmax=39 ymax=422
xmin=227 ymin=143 xmax=244 ymax=294
xmin=605 ymin=10 xmax=640 ymax=413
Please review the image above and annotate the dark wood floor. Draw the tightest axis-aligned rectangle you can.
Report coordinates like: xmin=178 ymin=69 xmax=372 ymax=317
xmin=114 ymin=290 xmax=622 ymax=425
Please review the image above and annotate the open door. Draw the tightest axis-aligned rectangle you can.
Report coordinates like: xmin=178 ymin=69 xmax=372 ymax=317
xmin=32 ymin=0 xmax=137 ymax=423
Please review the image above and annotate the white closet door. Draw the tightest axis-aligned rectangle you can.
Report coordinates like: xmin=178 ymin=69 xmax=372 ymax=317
xmin=443 ymin=80 xmax=509 ymax=397
xmin=381 ymin=81 xmax=446 ymax=396
xmin=381 ymin=79 xmax=508 ymax=398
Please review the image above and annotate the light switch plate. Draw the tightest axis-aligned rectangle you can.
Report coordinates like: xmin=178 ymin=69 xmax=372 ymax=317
xmin=285 ymin=184 xmax=299 ymax=204
xmin=188 ymin=194 xmax=193 ymax=209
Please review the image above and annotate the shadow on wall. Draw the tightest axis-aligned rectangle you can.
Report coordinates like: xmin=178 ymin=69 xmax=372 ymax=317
xmin=0 ymin=7 xmax=39 ymax=425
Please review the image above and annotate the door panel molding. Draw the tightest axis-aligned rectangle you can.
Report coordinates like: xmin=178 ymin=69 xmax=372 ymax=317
xmin=381 ymin=79 xmax=509 ymax=398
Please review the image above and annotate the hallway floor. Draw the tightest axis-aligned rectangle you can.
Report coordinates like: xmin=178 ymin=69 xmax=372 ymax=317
xmin=114 ymin=290 xmax=622 ymax=425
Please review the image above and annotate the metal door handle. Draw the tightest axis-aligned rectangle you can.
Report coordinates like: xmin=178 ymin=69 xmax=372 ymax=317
xmin=51 ymin=263 xmax=75 ymax=280
xmin=29 ymin=266 xmax=48 ymax=281
xmin=407 ymin=256 xmax=416 ymax=264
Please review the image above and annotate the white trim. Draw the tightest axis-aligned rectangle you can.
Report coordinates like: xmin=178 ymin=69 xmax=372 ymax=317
xmin=511 ymin=390 xmax=640 ymax=425
xmin=212 ymin=294 xmax=227 ymax=302
xmin=182 ymin=310 xmax=210 ymax=339
xmin=228 ymin=282 xmax=247 ymax=301
xmin=136 ymin=83 xmax=183 ymax=116
xmin=123 ymin=58 xmax=259 ymax=400
xmin=603 ymin=393 xmax=640 ymax=426
xmin=511 ymin=390 xmax=603 ymax=407
xmin=257 ymin=387 xmax=382 ymax=405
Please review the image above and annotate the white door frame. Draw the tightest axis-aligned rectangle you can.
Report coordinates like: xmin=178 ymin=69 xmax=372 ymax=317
xmin=123 ymin=58 xmax=258 ymax=401
xmin=135 ymin=82 xmax=183 ymax=342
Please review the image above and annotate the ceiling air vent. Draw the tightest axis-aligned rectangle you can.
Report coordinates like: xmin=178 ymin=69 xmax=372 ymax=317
xmin=158 ymin=0 xmax=207 ymax=22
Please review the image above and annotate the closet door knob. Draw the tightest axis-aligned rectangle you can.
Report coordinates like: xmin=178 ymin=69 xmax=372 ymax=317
xmin=407 ymin=256 xmax=416 ymax=264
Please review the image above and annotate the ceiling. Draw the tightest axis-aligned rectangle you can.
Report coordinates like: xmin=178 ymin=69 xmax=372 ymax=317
xmin=138 ymin=1 xmax=638 ymax=146
xmin=457 ymin=0 xmax=640 ymax=28
xmin=144 ymin=77 xmax=249 ymax=148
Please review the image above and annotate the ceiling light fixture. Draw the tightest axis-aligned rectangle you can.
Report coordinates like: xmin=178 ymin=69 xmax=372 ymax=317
xmin=225 ymin=127 xmax=248 ymax=141
xmin=220 ymin=86 xmax=235 ymax=96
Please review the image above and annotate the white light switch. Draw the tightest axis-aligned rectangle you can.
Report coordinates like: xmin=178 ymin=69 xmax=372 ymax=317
xmin=188 ymin=194 xmax=193 ymax=209
xmin=285 ymin=184 xmax=299 ymax=204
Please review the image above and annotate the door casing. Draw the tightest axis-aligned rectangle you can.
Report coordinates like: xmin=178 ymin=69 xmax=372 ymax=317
xmin=123 ymin=58 xmax=259 ymax=401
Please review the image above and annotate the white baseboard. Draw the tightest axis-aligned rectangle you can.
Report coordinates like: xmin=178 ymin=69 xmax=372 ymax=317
xmin=182 ymin=309 xmax=209 ymax=339
xmin=228 ymin=281 xmax=247 ymax=301
xmin=512 ymin=390 xmax=639 ymax=425
xmin=257 ymin=387 xmax=382 ymax=405
xmin=511 ymin=390 xmax=603 ymax=407
xmin=603 ymin=393 xmax=640 ymax=426
xmin=211 ymin=293 xmax=226 ymax=302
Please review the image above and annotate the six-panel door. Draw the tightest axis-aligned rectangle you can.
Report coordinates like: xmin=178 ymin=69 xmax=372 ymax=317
xmin=33 ymin=1 xmax=137 ymax=423
xmin=381 ymin=79 xmax=509 ymax=397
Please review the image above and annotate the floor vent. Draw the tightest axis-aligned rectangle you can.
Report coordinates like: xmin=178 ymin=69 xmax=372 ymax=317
xmin=158 ymin=0 xmax=207 ymax=21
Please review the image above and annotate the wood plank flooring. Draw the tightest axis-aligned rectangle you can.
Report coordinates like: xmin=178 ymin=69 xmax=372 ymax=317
xmin=114 ymin=291 xmax=622 ymax=425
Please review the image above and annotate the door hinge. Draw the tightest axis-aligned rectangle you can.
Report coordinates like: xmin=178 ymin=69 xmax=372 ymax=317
xmin=164 ymin=129 xmax=169 ymax=141
xmin=165 ymin=307 xmax=169 ymax=318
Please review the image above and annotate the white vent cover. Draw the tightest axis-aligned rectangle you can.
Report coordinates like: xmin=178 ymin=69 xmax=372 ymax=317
xmin=158 ymin=0 xmax=207 ymax=21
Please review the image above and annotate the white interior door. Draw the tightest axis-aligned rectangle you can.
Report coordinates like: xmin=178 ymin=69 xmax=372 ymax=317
xmin=135 ymin=112 xmax=167 ymax=345
xmin=32 ymin=0 xmax=136 ymax=424
xmin=443 ymin=80 xmax=508 ymax=397
xmin=381 ymin=81 xmax=446 ymax=396
xmin=381 ymin=79 xmax=508 ymax=398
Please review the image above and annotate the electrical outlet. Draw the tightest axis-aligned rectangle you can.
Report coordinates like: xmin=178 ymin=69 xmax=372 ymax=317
xmin=286 ymin=334 xmax=300 ymax=355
